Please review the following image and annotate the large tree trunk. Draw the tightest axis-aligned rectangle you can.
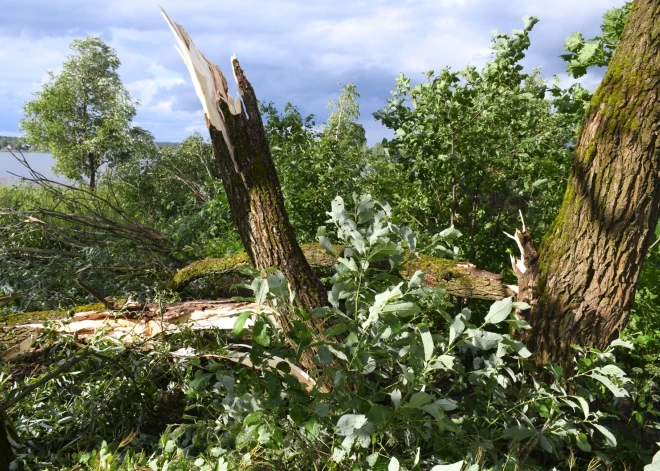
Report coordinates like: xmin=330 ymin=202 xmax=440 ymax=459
xmin=516 ymin=0 xmax=660 ymax=366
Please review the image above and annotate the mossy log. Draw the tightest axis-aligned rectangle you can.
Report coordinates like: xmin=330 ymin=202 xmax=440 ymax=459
xmin=170 ymin=243 xmax=514 ymax=301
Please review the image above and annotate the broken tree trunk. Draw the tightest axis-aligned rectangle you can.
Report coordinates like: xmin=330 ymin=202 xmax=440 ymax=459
xmin=170 ymin=243 xmax=515 ymax=301
xmin=2 ymin=301 xmax=316 ymax=391
xmin=514 ymin=0 xmax=660 ymax=367
xmin=162 ymin=11 xmax=326 ymax=314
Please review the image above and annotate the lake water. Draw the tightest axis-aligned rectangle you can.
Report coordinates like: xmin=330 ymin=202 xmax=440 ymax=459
xmin=0 ymin=152 xmax=56 ymax=182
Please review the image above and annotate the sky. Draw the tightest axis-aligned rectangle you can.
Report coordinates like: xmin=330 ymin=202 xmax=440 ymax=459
xmin=0 ymin=0 xmax=624 ymax=152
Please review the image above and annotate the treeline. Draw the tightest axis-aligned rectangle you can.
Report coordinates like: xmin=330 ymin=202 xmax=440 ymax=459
xmin=0 ymin=135 xmax=180 ymax=152
xmin=0 ymin=135 xmax=38 ymax=151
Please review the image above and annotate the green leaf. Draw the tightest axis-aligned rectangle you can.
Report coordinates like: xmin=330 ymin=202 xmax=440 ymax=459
xmin=405 ymin=391 xmax=432 ymax=409
xmin=429 ymin=355 xmax=455 ymax=371
xmin=390 ymin=389 xmax=402 ymax=409
xmin=590 ymin=372 xmax=629 ymax=397
xmin=420 ymin=326 xmax=434 ymax=362
xmin=315 ymin=344 xmax=332 ymax=365
xmin=576 ymin=432 xmax=591 ymax=452
xmin=267 ymin=271 xmax=289 ymax=299
xmin=336 ymin=414 xmax=368 ymax=436
xmin=522 ymin=15 xmax=539 ymax=31
xmin=449 ymin=315 xmax=465 ymax=345
xmin=512 ymin=301 xmax=530 ymax=310
xmin=233 ymin=311 xmax=252 ymax=337
xmin=311 ymin=306 xmax=332 ymax=318
xmin=305 ymin=417 xmax=322 ymax=440
xmin=314 ymin=403 xmax=330 ymax=417
xmin=244 ymin=411 xmax=262 ymax=426
xmin=610 ymin=339 xmax=634 ymax=350
xmin=502 ymin=338 xmax=532 ymax=358
xmin=504 ymin=318 xmax=531 ymax=330
xmin=368 ymin=405 xmax=393 ymax=425
xmin=362 ymin=283 xmax=403 ymax=329
xmin=502 ymin=426 xmax=537 ymax=440
xmin=253 ymin=319 xmax=270 ymax=346
xmin=468 ymin=330 xmax=503 ymax=350
xmin=324 ymin=322 xmax=348 ymax=338
xmin=251 ymin=277 xmax=269 ymax=305
xmin=564 ymin=31 xmax=584 ymax=52
xmin=382 ymin=302 xmax=421 ymax=317
xmin=600 ymin=364 xmax=627 ymax=378
xmin=575 ymin=396 xmax=590 ymax=420
xmin=436 ymin=398 xmax=458 ymax=411
xmin=592 ymin=423 xmax=617 ymax=447
xmin=319 ymin=236 xmax=336 ymax=256
xmin=485 ymin=297 xmax=513 ymax=324
xmin=407 ymin=270 xmax=425 ymax=289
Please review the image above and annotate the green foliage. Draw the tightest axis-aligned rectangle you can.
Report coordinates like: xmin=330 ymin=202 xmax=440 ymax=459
xmin=0 ymin=134 xmax=242 ymax=312
xmin=561 ymin=2 xmax=632 ymax=78
xmin=110 ymin=133 xmax=241 ymax=259
xmin=263 ymin=89 xmax=386 ymax=242
xmin=20 ymin=36 xmax=139 ymax=188
xmin=2 ymin=7 xmax=660 ymax=469
xmin=3 ymin=195 xmax=658 ymax=470
xmin=324 ymin=83 xmax=367 ymax=149
xmin=374 ymin=18 xmax=572 ymax=270
xmin=0 ymin=181 xmax=169 ymax=311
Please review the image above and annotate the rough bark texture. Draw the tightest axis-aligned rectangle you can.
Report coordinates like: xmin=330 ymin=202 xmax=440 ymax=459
xmin=170 ymin=243 xmax=515 ymax=301
xmin=162 ymin=12 xmax=330 ymax=379
xmin=162 ymin=13 xmax=327 ymax=314
xmin=520 ymin=0 xmax=660 ymax=366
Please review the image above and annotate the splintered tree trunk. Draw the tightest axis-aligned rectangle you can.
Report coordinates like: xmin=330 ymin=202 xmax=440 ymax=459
xmin=161 ymin=12 xmax=327 ymax=313
xmin=515 ymin=0 xmax=660 ymax=367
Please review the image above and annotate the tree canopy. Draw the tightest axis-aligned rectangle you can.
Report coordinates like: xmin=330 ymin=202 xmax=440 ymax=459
xmin=20 ymin=36 xmax=141 ymax=189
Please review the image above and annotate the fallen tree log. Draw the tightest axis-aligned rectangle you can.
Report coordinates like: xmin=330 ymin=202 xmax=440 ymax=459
xmin=1 ymin=300 xmax=316 ymax=392
xmin=170 ymin=243 xmax=515 ymax=301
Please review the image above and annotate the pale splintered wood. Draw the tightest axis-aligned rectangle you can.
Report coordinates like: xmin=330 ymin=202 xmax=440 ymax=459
xmin=4 ymin=299 xmax=316 ymax=389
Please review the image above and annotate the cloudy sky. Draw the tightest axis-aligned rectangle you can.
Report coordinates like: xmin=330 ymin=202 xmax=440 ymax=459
xmin=0 ymin=0 xmax=624 ymax=152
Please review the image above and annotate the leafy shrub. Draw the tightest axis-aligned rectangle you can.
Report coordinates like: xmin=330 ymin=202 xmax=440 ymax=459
xmin=3 ymin=195 xmax=658 ymax=470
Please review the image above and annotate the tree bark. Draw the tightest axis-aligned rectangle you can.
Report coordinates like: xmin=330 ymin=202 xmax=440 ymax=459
xmin=162 ymin=13 xmax=327 ymax=312
xmin=517 ymin=0 xmax=660 ymax=367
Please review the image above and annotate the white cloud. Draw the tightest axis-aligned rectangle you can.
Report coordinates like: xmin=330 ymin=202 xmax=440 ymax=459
xmin=0 ymin=0 xmax=626 ymax=145
xmin=126 ymin=64 xmax=184 ymax=106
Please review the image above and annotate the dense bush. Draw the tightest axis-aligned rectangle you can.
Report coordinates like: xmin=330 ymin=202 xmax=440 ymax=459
xmin=2 ymin=195 xmax=658 ymax=470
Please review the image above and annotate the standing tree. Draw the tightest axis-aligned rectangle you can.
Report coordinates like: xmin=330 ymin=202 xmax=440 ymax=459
xmin=20 ymin=36 xmax=138 ymax=190
xmin=374 ymin=19 xmax=573 ymax=270
xmin=515 ymin=0 xmax=660 ymax=366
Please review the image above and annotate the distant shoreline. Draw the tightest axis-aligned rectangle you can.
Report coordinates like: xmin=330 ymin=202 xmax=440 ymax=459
xmin=0 ymin=150 xmax=45 ymax=153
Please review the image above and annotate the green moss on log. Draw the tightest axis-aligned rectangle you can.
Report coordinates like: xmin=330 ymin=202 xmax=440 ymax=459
xmin=171 ymin=245 xmax=513 ymax=301
xmin=170 ymin=244 xmax=340 ymax=291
